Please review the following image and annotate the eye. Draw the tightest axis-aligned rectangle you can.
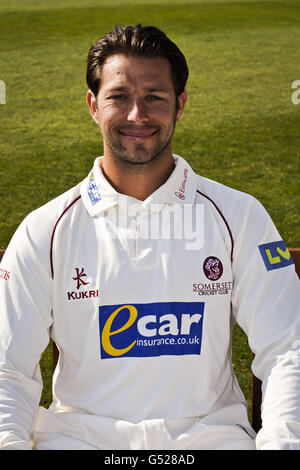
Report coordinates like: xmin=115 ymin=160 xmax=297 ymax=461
xmin=146 ymin=95 xmax=163 ymax=101
xmin=110 ymin=94 xmax=128 ymax=101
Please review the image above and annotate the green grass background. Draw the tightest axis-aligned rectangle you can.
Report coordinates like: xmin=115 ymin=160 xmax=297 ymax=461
xmin=0 ymin=0 xmax=299 ymax=417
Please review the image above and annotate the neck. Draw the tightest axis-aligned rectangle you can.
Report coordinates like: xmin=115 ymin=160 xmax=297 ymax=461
xmin=101 ymin=147 xmax=175 ymax=201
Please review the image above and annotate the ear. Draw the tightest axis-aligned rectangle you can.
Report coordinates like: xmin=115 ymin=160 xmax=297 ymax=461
xmin=86 ymin=89 xmax=99 ymax=125
xmin=175 ymin=89 xmax=188 ymax=122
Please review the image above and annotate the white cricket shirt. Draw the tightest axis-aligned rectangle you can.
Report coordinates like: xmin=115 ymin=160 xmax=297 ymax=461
xmin=0 ymin=155 xmax=299 ymax=450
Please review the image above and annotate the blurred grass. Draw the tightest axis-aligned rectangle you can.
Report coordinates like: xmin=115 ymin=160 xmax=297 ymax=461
xmin=0 ymin=0 xmax=299 ymax=416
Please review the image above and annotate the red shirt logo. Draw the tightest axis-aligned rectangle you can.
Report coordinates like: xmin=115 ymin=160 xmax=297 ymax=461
xmin=203 ymin=257 xmax=223 ymax=281
xmin=72 ymin=268 xmax=89 ymax=290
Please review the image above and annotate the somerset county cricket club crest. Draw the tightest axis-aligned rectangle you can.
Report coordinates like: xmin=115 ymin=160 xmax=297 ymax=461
xmin=203 ymin=256 xmax=223 ymax=281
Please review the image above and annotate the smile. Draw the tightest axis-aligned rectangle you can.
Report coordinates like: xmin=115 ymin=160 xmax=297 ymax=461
xmin=119 ymin=130 xmax=157 ymax=141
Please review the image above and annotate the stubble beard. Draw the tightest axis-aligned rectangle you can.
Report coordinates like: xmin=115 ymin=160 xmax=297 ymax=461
xmin=104 ymin=118 xmax=177 ymax=167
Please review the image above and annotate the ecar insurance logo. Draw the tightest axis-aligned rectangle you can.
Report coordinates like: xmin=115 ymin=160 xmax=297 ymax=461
xmin=99 ymin=302 xmax=205 ymax=359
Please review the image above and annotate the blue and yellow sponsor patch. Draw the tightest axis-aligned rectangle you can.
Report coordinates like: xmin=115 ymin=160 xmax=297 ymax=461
xmin=258 ymin=240 xmax=294 ymax=271
xmin=99 ymin=302 xmax=205 ymax=359
xmin=87 ymin=171 xmax=101 ymax=206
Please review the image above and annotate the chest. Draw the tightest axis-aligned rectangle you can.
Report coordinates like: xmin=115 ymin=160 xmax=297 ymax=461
xmin=51 ymin=205 xmax=233 ymax=362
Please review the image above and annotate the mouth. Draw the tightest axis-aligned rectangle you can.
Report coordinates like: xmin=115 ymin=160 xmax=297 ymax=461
xmin=118 ymin=129 xmax=157 ymax=141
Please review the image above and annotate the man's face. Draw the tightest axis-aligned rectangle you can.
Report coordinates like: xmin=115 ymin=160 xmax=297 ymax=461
xmin=87 ymin=54 xmax=187 ymax=165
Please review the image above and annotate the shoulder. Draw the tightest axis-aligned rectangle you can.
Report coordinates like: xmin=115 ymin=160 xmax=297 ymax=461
xmin=6 ymin=182 xmax=83 ymax=276
xmin=24 ymin=182 xmax=83 ymax=237
xmin=196 ymin=174 xmax=255 ymax=208
xmin=194 ymin=173 xmax=274 ymax=259
xmin=195 ymin=173 xmax=267 ymax=222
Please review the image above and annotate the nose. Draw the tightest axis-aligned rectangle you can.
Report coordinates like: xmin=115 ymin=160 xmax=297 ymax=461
xmin=127 ymin=99 xmax=148 ymax=124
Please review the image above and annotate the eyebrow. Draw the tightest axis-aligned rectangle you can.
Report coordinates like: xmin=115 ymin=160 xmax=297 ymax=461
xmin=106 ymin=85 xmax=170 ymax=94
xmin=144 ymin=86 xmax=170 ymax=93
xmin=106 ymin=87 xmax=128 ymax=93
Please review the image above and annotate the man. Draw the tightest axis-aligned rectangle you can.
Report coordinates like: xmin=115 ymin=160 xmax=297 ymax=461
xmin=0 ymin=24 xmax=299 ymax=450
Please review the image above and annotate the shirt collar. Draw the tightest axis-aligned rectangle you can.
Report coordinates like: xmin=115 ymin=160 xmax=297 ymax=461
xmin=80 ymin=154 xmax=198 ymax=217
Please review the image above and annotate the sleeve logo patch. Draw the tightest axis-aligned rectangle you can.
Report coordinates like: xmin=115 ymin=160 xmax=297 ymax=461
xmin=258 ymin=241 xmax=294 ymax=271
xmin=99 ymin=302 xmax=205 ymax=359
xmin=0 ymin=268 xmax=10 ymax=281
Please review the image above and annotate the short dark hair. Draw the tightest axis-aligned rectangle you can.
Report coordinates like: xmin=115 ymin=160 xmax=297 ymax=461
xmin=86 ymin=24 xmax=189 ymax=99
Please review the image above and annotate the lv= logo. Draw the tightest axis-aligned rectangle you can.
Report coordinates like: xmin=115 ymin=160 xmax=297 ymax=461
xmin=259 ymin=241 xmax=294 ymax=271
xmin=265 ymin=246 xmax=290 ymax=264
